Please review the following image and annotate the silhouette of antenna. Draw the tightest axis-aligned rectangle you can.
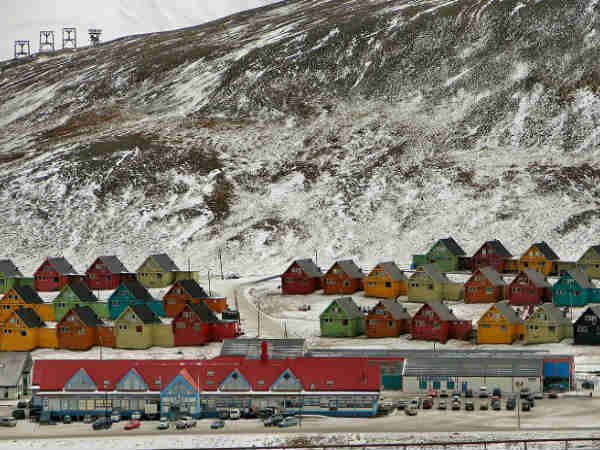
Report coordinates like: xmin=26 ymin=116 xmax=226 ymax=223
xmin=14 ymin=41 xmax=30 ymax=59
xmin=39 ymin=31 xmax=55 ymax=53
xmin=88 ymin=29 xmax=102 ymax=47
xmin=62 ymin=28 xmax=77 ymax=49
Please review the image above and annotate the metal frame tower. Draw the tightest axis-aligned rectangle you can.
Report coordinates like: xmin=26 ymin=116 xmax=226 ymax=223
xmin=62 ymin=27 xmax=77 ymax=49
xmin=88 ymin=29 xmax=102 ymax=47
xmin=14 ymin=40 xmax=30 ymax=58
xmin=39 ymin=31 xmax=55 ymax=53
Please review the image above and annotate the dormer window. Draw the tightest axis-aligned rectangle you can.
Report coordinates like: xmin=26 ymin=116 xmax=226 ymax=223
xmin=104 ymin=380 xmax=110 ymax=387
xmin=326 ymin=380 xmax=334 ymax=385
xmin=155 ymin=377 xmax=161 ymax=386
xmin=258 ymin=380 xmax=264 ymax=385
xmin=283 ymin=373 xmax=291 ymax=380
xmin=207 ymin=371 xmax=214 ymax=376
xmin=231 ymin=372 xmax=238 ymax=380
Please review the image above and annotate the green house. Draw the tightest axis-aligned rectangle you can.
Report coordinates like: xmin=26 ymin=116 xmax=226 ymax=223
xmin=552 ymin=268 xmax=599 ymax=308
xmin=53 ymin=281 xmax=108 ymax=321
xmin=0 ymin=260 xmax=33 ymax=294
xmin=319 ymin=297 xmax=365 ymax=337
xmin=578 ymin=245 xmax=600 ymax=280
xmin=413 ymin=237 xmax=466 ymax=272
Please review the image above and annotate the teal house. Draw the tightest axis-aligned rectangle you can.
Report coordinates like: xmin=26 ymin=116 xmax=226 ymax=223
xmin=552 ymin=268 xmax=600 ymax=307
xmin=319 ymin=297 xmax=365 ymax=337
xmin=412 ymin=237 xmax=467 ymax=272
xmin=0 ymin=259 xmax=33 ymax=294
xmin=53 ymin=281 xmax=108 ymax=321
xmin=108 ymin=279 xmax=165 ymax=319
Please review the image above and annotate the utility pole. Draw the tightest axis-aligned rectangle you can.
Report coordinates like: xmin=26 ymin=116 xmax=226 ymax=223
xmin=208 ymin=271 xmax=212 ymax=296
xmin=257 ymin=303 xmax=261 ymax=338
xmin=315 ymin=250 xmax=318 ymax=268
xmin=219 ymin=249 xmax=224 ymax=280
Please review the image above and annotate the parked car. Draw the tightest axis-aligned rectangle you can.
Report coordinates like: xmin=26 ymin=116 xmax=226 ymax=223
xmin=278 ymin=416 xmax=298 ymax=427
xmin=465 ymin=400 xmax=474 ymax=411
xmin=264 ymin=414 xmax=284 ymax=427
xmin=298 ymin=304 xmax=311 ymax=312
xmin=211 ymin=419 xmax=225 ymax=429
xmin=175 ymin=420 xmax=188 ymax=430
xmin=92 ymin=417 xmax=112 ymax=430
xmin=491 ymin=399 xmax=501 ymax=411
xmin=11 ymin=410 xmax=25 ymax=420
xmin=16 ymin=401 xmax=28 ymax=409
xmin=225 ymin=273 xmax=240 ymax=280
xmin=396 ymin=400 xmax=407 ymax=410
xmin=63 ymin=415 xmax=72 ymax=424
xmin=0 ymin=417 xmax=17 ymax=427
xmin=110 ymin=412 xmax=121 ymax=423
xmin=229 ymin=408 xmax=241 ymax=420
xmin=582 ymin=380 xmax=594 ymax=389
xmin=124 ymin=420 xmax=141 ymax=430
xmin=131 ymin=411 xmax=142 ymax=420
xmin=405 ymin=406 xmax=418 ymax=416
xmin=440 ymin=389 xmax=448 ymax=398
xmin=422 ymin=397 xmax=433 ymax=409
xmin=465 ymin=389 xmax=474 ymax=398
xmin=451 ymin=400 xmax=461 ymax=410
xmin=241 ymin=408 xmax=258 ymax=419
xmin=506 ymin=397 xmax=516 ymax=410
xmin=410 ymin=398 xmax=422 ymax=409
xmin=480 ymin=399 xmax=489 ymax=410
xmin=438 ymin=400 xmax=447 ymax=410
xmin=479 ymin=386 xmax=488 ymax=398
xmin=83 ymin=414 xmax=94 ymax=424
xmin=492 ymin=388 xmax=502 ymax=398
xmin=157 ymin=417 xmax=169 ymax=430
xmin=534 ymin=392 xmax=544 ymax=400
xmin=218 ymin=410 xmax=230 ymax=420
xmin=549 ymin=391 xmax=558 ymax=399
xmin=527 ymin=395 xmax=536 ymax=407
xmin=520 ymin=387 xmax=530 ymax=399
xmin=452 ymin=390 xmax=461 ymax=398
xmin=428 ymin=389 xmax=438 ymax=398
xmin=258 ymin=408 xmax=277 ymax=419
xmin=521 ymin=401 xmax=531 ymax=411
xmin=182 ymin=416 xmax=196 ymax=427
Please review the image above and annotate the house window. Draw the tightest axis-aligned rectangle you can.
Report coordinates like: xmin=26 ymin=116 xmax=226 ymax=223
xmin=343 ymin=280 xmax=350 ymax=287
xmin=548 ymin=326 xmax=556 ymax=333
xmin=428 ymin=284 xmax=434 ymax=290
xmin=207 ymin=371 xmax=214 ymax=376
xmin=388 ymin=320 xmax=394 ymax=328
xmin=485 ymin=288 xmax=493 ymax=294
xmin=433 ymin=322 xmax=440 ymax=329
xmin=78 ymin=328 xmax=85 ymax=336
xmin=20 ymin=330 xmax=27 ymax=336
xmin=419 ymin=379 xmax=427 ymax=389
xmin=447 ymin=380 xmax=455 ymax=389
xmin=136 ymin=325 xmax=143 ymax=332
xmin=176 ymin=322 xmax=186 ymax=329
xmin=258 ymin=380 xmax=264 ymax=385
xmin=194 ymin=323 xmax=201 ymax=331
xmin=342 ymin=319 xmax=349 ymax=326
xmin=385 ymin=281 xmax=391 ymax=288
xmin=118 ymin=324 xmax=128 ymax=330
xmin=326 ymin=380 xmax=334 ymax=385
xmin=368 ymin=282 xmax=376 ymax=286
xmin=578 ymin=325 xmax=588 ymax=333
xmin=500 ymin=325 xmax=507 ymax=330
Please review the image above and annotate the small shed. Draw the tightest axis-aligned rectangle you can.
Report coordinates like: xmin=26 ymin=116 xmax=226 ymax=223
xmin=407 ymin=264 xmax=463 ymax=302
xmin=108 ymin=280 xmax=164 ymax=320
xmin=320 ymin=297 xmax=365 ymax=337
xmin=34 ymin=257 xmax=83 ymax=292
xmin=0 ymin=260 xmax=32 ymax=294
xmin=281 ymin=259 xmax=323 ymax=295
xmin=365 ymin=299 xmax=411 ymax=338
xmin=136 ymin=254 xmax=198 ymax=288
xmin=53 ymin=281 xmax=106 ymax=322
xmin=163 ymin=279 xmax=226 ymax=317
xmin=363 ymin=262 xmax=407 ymax=299
xmin=57 ymin=305 xmax=105 ymax=350
xmin=114 ymin=303 xmax=162 ymax=349
xmin=322 ymin=260 xmax=364 ymax=295
xmin=412 ymin=237 xmax=467 ymax=272
xmin=464 ymin=267 xmax=506 ymax=304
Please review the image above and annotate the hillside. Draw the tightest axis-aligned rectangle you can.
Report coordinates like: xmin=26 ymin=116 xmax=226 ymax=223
xmin=1 ymin=0 xmax=600 ymax=276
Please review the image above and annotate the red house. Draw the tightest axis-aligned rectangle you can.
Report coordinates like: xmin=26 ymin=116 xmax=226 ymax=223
xmin=34 ymin=257 xmax=83 ymax=292
xmin=322 ymin=260 xmax=364 ymax=295
xmin=471 ymin=240 xmax=512 ymax=274
xmin=464 ymin=267 xmax=506 ymax=304
xmin=507 ymin=268 xmax=552 ymax=306
xmin=172 ymin=302 xmax=239 ymax=346
xmin=163 ymin=279 xmax=227 ymax=317
xmin=410 ymin=302 xmax=472 ymax=343
xmin=85 ymin=256 xmax=135 ymax=291
xmin=281 ymin=259 xmax=323 ymax=295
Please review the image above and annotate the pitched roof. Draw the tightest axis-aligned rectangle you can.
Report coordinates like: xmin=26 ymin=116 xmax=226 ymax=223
xmin=322 ymin=297 xmax=363 ymax=319
xmin=0 ymin=352 xmax=31 ymax=387
xmin=423 ymin=301 xmax=458 ymax=322
xmin=0 ymin=259 xmax=23 ymax=278
xmin=220 ymin=339 xmax=306 ymax=359
xmin=128 ymin=304 xmax=161 ymax=324
xmin=412 ymin=264 xmax=451 ymax=284
xmin=177 ymin=279 xmax=209 ymax=299
xmin=122 ymin=280 xmax=154 ymax=301
xmin=150 ymin=254 xmax=180 ymax=272
xmin=71 ymin=306 xmax=104 ymax=327
xmin=330 ymin=260 xmax=364 ymax=279
xmin=476 ymin=240 xmax=512 ymax=258
xmin=520 ymin=268 xmax=552 ymax=288
xmin=374 ymin=262 xmax=407 ymax=281
xmin=97 ymin=256 xmax=130 ymax=274
xmin=377 ymin=299 xmax=411 ymax=320
xmin=439 ymin=237 xmax=466 ymax=256
xmin=478 ymin=267 xmax=506 ymax=287
xmin=46 ymin=257 xmax=78 ymax=275
xmin=14 ymin=307 xmax=45 ymax=328
xmin=13 ymin=285 xmax=43 ymax=304
xmin=582 ymin=305 xmax=600 ymax=323
xmin=494 ymin=300 xmax=522 ymax=324
xmin=565 ymin=267 xmax=596 ymax=289
xmin=187 ymin=302 xmax=219 ymax=323
xmin=290 ymin=259 xmax=322 ymax=278
xmin=536 ymin=303 xmax=571 ymax=325
xmin=67 ymin=281 xmax=98 ymax=302
xmin=532 ymin=241 xmax=560 ymax=261
xmin=587 ymin=245 xmax=600 ymax=258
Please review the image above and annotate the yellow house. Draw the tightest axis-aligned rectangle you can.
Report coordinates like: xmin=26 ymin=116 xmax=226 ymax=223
xmin=578 ymin=245 xmax=600 ymax=280
xmin=477 ymin=300 xmax=524 ymax=344
xmin=364 ymin=262 xmax=407 ymax=299
xmin=114 ymin=304 xmax=162 ymax=349
xmin=524 ymin=303 xmax=573 ymax=344
xmin=136 ymin=253 xmax=198 ymax=288
xmin=518 ymin=241 xmax=560 ymax=276
xmin=0 ymin=286 xmax=54 ymax=322
xmin=0 ymin=307 xmax=57 ymax=351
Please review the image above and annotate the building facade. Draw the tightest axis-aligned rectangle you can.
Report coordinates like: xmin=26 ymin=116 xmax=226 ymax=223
xmin=320 ymin=297 xmax=365 ymax=337
xmin=86 ymin=256 xmax=135 ymax=291
xmin=322 ymin=261 xmax=364 ymax=295
xmin=363 ymin=262 xmax=407 ymax=299
xmin=280 ymin=259 xmax=323 ymax=295
xmin=365 ymin=300 xmax=411 ymax=338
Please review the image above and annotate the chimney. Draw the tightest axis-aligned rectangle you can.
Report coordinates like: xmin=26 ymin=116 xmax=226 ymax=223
xmin=261 ymin=341 xmax=268 ymax=362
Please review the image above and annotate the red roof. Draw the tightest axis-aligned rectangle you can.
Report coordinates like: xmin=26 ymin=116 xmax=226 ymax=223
xmin=33 ymin=356 xmax=380 ymax=392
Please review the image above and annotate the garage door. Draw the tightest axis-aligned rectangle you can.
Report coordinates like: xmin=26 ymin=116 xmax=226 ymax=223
xmin=543 ymin=362 xmax=556 ymax=377
xmin=557 ymin=362 xmax=570 ymax=378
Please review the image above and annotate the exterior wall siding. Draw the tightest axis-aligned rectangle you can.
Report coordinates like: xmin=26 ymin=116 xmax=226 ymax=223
xmin=322 ymin=273 xmax=362 ymax=295
xmin=152 ymin=324 xmax=174 ymax=347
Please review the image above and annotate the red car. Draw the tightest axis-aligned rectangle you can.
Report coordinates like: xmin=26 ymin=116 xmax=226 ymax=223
xmin=124 ymin=420 xmax=141 ymax=430
xmin=428 ymin=390 xmax=438 ymax=398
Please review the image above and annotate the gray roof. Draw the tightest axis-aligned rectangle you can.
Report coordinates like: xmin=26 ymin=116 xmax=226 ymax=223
xmin=585 ymin=245 xmax=600 ymax=258
xmin=521 ymin=268 xmax=552 ymax=288
xmin=47 ymin=257 xmax=78 ymax=275
xmin=97 ymin=256 xmax=130 ymax=274
xmin=533 ymin=241 xmax=560 ymax=261
xmin=439 ymin=237 xmax=466 ymax=256
xmin=377 ymin=299 xmax=411 ymax=320
xmin=411 ymin=264 xmax=451 ymax=284
xmin=13 ymin=285 xmax=42 ymax=304
xmin=534 ymin=303 xmax=571 ymax=325
xmin=178 ymin=279 xmax=209 ymax=298
xmin=290 ymin=259 xmax=322 ymax=278
xmin=150 ymin=254 xmax=180 ymax=272
xmin=323 ymin=297 xmax=363 ymax=319
xmin=122 ymin=280 xmax=154 ymax=301
xmin=0 ymin=352 xmax=31 ymax=387
xmin=128 ymin=304 xmax=161 ymax=324
xmin=68 ymin=281 xmax=98 ymax=302
xmin=403 ymin=356 xmax=541 ymax=377
xmin=0 ymin=259 xmax=23 ymax=278
xmin=306 ymin=348 xmax=553 ymax=358
xmin=14 ymin=308 xmax=45 ymax=328
xmin=374 ymin=262 xmax=407 ymax=281
xmin=479 ymin=267 xmax=506 ymax=286
xmin=566 ymin=267 xmax=595 ymax=289
xmin=220 ymin=338 xmax=306 ymax=359
xmin=483 ymin=240 xmax=513 ymax=258
xmin=330 ymin=260 xmax=364 ymax=279
xmin=72 ymin=305 xmax=104 ymax=327
xmin=423 ymin=301 xmax=458 ymax=321
xmin=494 ymin=300 xmax=522 ymax=324
xmin=188 ymin=302 xmax=219 ymax=323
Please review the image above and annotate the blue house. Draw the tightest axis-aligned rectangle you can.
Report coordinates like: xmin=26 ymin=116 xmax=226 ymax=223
xmin=160 ymin=369 xmax=200 ymax=419
xmin=552 ymin=268 xmax=599 ymax=307
xmin=107 ymin=280 xmax=165 ymax=319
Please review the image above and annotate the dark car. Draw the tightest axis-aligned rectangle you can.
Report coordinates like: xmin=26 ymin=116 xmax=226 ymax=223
xmin=16 ymin=401 xmax=28 ymax=409
xmin=396 ymin=400 xmax=407 ymax=410
xmin=491 ymin=399 xmax=501 ymax=411
xmin=465 ymin=389 xmax=473 ymax=398
xmin=582 ymin=380 xmax=594 ymax=390
xmin=211 ymin=419 xmax=225 ymax=429
xmin=264 ymin=414 xmax=283 ymax=427
xmin=257 ymin=408 xmax=277 ymax=419
xmin=506 ymin=397 xmax=516 ymax=410
xmin=241 ymin=409 xmax=258 ymax=419
xmin=92 ymin=417 xmax=112 ymax=430
xmin=527 ymin=394 xmax=536 ymax=407
xmin=520 ymin=387 xmax=530 ymax=399
xmin=11 ymin=409 xmax=25 ymax=420
xmin=465 ymin=400 xmax=474 ymax=411
xmin=63 ymin=415 xmax=72 ymax=424
xmin=492 ymin=388 xmax=502 ymax=398
xmin=549 ymin=391 xmax=558 ymax=399
xmin=521 ymin=401 xmax=531 ymax=412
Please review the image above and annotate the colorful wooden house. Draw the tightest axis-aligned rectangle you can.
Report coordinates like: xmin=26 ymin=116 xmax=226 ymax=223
xmin=410 ymin=302 xmax=472 ymax=343
xmin=574 ymin=305 xmax=600 ymax=345
xmin=518 ymin=241 xmax=560 ymax=276
xmin=53 ymin=281 xmax=108 ymax=322
xmin=114 ymin=303 xmax=163 ymax=349
xmin=471 ymin=240 xmax=512 ymax=274
xmin=281 ymin=259 xmax=323 ymax=295
xmin=0 ymin=260 xmax=33 ymax=294
xmin=0 ymin=285 xmax=53 ymax=322
xmin=320 ymin=297 xmax=365 ymax=337
xmin=365 ymin=299 xmax=411 ymax=338
xmin=476 ymin=300 xmax=523 ymax=344
xmin=524 ymin=303 xmax=572 ymax=344
xmin=578 ymin=245 xmax=600 ymax=280
xmin=171 ymin=302 xmax=237 ymax=345
xmin=412 ymin=237 xmax=467 ymax=272
xmin=464 ymin=267 xmax=506 ymax=304
xmin=108 ymin=280 xmax=165 ymax=320
xmin=322 ymin=260 xmax=364 ymax=295
xmin=57 ymin=306 xmax=104 ymax=350
xmin=136 ymin=253 xmax=197 ymax=288
xmin=407 ymin=264 xmax=463 ymax=302
xmin=34 ymin=257 xmax=84 ymax=292
xmin=363 ymin=262 xmax=407 ymax=299
xmin=552 ymin=268 xmax=599 ymax=308
xmin=507 ymin=268 xmax=552 ymax=306
xmin=86 ymin=255 xmax=135 ymax=291
xmin=163 ymin=279 xmax=226 ymax=317
xmin=0 ymin=307 xmax=57 ymax=351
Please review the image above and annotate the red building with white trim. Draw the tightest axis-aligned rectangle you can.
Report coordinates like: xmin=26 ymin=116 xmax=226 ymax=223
xmin=34 ymin=257 xmax=83 ymax=292
xmin=281 ymin=259 xmax=323 ymax=295
xmin=411 ymin=302 xmax=472 ymax=343
xmin=86 ymin=256 xmax=135 ymax=291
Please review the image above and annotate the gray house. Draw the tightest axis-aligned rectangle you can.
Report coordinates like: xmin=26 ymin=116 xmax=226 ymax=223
xmin=0 ymin=352 xmax=32 ymax=399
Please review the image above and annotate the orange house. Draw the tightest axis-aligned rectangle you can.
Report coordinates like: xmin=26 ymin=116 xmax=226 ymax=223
xmin=464 ymin=267 xmax=506 ymax=304
xmin=363 ymin=262 xmax=407 ymax=299
xmin=322 ymin=260 xmax=364 ymax=295
xmin=476 ymin=300 xmax=524 ymax=344
xmin=518 ymin=241 xmax=560 ymax=276
xmin=0 ymin=307 xmax=55 ymax=351
xmin=57 ymin=306 xmax=104 ymax=350
xmin=366 ymin=299 xmax=411 ymax=338
xmin=163 ymin=279 xmax=227 ymax=317
xmin=0 ymin=285 xmax=54 ymax=322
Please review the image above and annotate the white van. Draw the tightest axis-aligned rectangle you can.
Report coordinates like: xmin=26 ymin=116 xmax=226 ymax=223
xmin=229 ymin=408 xmax=241 ymax=420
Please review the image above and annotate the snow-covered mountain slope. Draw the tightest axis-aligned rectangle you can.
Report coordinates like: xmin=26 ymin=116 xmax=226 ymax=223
xmin=0 ymin=0 xmax=282 ymax=62
xmin=1 ymin=0 xmax=600 ymax=276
